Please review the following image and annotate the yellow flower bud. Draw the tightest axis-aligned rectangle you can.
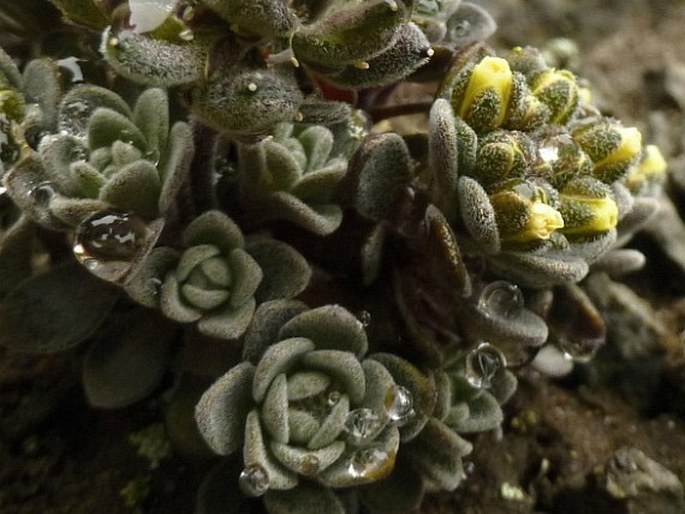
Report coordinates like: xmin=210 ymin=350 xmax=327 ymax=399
xmin=490 ymin=182 xmax=564 ymax=246
xmin=625 ymin=144 xmax=667 ymax=192
xmin=558 ymin=177 xmax=618 ymax=240
xmin=530 ymin=68 xmax=579 ymax=124
xmin=572 ymin=120 xmax=642 ymax=183
xmin=453 ymin=56 xmax=514 ymax=133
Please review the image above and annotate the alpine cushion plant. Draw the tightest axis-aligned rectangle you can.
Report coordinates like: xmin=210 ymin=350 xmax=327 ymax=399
xmin=0 ymin=1 xmax=673 ymax=514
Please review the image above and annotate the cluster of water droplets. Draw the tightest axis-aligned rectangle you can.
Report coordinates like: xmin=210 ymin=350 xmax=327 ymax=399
xmin=464 ymin=342 xmax=507 ymax=389
xmin=73 ymin=209 xmax=151 ymax=283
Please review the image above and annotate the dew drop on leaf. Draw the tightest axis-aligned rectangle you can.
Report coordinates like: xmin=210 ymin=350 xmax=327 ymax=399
xmin=478 ymin=280 xmax=525 ymax=319
xmin=383 ymin=384 xmax=414 ymax=424
xmin=73 ymin=210 xmax=151 ymax=283
xmin=449 ymin=19 xmax=472 ymax=40
xmin=557 ymin=336 xmax=599 ymax=363
xmin=347 ymin=444 xmax=392 ymax=479
xmin=356 ymin=310 xmax=371 ymax=327
xmin=344 ymin=408 xmax=384 ymax=446
xmin=238 ymin=463 xmax=270 ymax=497
xmin=464 ymin=342 xmax=507 ymax=389
xmin=29 ymin=181 xmax=56 ymax=207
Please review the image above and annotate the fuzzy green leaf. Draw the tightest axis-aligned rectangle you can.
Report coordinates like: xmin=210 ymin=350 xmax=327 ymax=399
xmin=246 ymin=238 xmax=312 ymax=303
xmin=133 ymin=88 xmax=169 ymax=158
xmin=183 ymin=210 xmax=245 ymax=253
xmin=197 ymin=296 xmax=256 ymax=340
xmin=196 ymin=361 xmax=256 ymax=455
xmin=98 ymin=159 xmax=162 ymax=219
xmin=83 ymin=310 xmax=175 ymax=408
xmin=280 ymin=305 xmax=369 ymax=358
xmin=243 ymin=300 xmax=310 ymax=364
xmin=88 ymin=107 xmax=147 ymax=151
xmin=0 ymin=262 xmax=119 ymax=353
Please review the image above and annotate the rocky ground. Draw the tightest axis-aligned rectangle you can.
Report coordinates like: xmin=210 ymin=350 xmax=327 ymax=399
xmin=2 ymin=1 xmax=685 ymax=513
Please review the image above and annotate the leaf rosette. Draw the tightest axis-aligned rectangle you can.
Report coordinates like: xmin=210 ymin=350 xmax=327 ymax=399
xmin=126 ymin=211 xmax=311 ymax=340
xmin=195 ymin=301 xmax=419 ymax=509
xmin=5 ymin=84 xmax=192 ymax=229
xmin=238 ymin=122 xmax=355 ymax=235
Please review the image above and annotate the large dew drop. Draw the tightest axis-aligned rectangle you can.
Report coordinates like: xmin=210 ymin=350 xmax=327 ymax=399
xmin=73 ymin=210 xmax=151 ymax=283
xmin=557 ymin=336 xmax=599 ymax=364
xmin=238 ymin=463 xmax=270 ymax=497
xmin=464 ymin=342 xmax=507 ymax=389
xmin=129 ymin=0 xmax=177 ymax=34
xmin=343 ymin=408 xmax=385 ymax=447
xmin=347 ymin=445 xmax=393 ymax=480
xmin=478 ymin=280 xmax=525 ymax=319
xmin=383 ymin=384 xmax=414 ymax=424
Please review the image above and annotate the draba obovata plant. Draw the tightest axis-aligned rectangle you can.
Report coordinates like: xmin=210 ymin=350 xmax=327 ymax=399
xmin=0 ymin=1 xmax=670 ymax=513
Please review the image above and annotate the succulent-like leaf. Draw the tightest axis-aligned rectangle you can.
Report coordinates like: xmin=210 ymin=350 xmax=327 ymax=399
xmin=279 ymin=305 xmax=369 ymax=358
xmin=443 ymin=2 xmax=497 ymax=47
xmin=204 ymin=0 xmax=295 ymax=38
xmin=406 ymin=417 xmax=471 ymax=491
xmin=58 ymin=85 xmax=133 ymax=138
xmin=0 ymin=262 xmax=119 ymax=353
xmin=355 ymin=133 xmax=413 ymax=221
xmin=98 ymin=159 xmax=162 ymax=219
xmin=101 ymin=28 xmax=210 ymax=87
xmin=243 ymin=300 xmax=310 ymax=364
xmin=329 ymin=22 xmax=433 ymax=89
xmin=0 ymin=216 xmax=35 ymax=298
xmin=457 ymin=175 xmax=500 ymax=253
xmin=252 ymin=337 xmax=316 ymax=403
xmin=428 ymin=99 xmax=459 ymax=217
xmin=292 ymin=0 xmax=410 ymax=68
xmin=48 ymin=0 xmax=109 ymax=31
xmin=124 ymin=246 xmax=181 ymax=308
xmin=264 ymin=480 xmax=347 ymax=514
xmin=246 ymin=238 xmax=312 ymax=302
xmin=197 ymin=296 xmax=257 ymax=340
xmin=183 ymin=210 xmax=245 ymax=252
xmin=21 ymin=58 xmax=62 ymax=132
xmin=196 ymin=361 xmax=256 ymax=455
xmin=158 ymin=121 xmax=194 ymax=214
xmin=83 ymin=310 xmax=176 ymax=408
xmin=88 ymin=107 xmax=148 ymax=151
xmin=133 ymin=88 xmax=169 ymax=158
xmin=191 ymin=66 xmax=303 ymax=139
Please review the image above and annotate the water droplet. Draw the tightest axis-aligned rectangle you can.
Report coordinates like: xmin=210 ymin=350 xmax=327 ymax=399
xmin=356 ymin=310 xmax=371 ymax=327
xmin=344 ymin=408 xmax=385 ymax=446
xmin=179 ymin=29 xmax=194 ymax=41
xmin=478 ymin=280 xmax=525 ymax=319
xmin=327 ymin=390 xmax=341 ymax=406
xmin=29 ymin=181 xmax=56 ymax=207
xmin=70 ymin=145 xmax=89 ymax=162
xmin=238 ymin=463 xmax=269 ymax=497
xmin=144 ymin=149 xmax=161 ymax=166
xmin=148 ymin=277 xmax=162 ymax=295
xmin=59 ymin=100 xmax=92 ymax=138
xmin=464 ymin=461 xmax=476 ymax=475
xmin=449 ymin=19 xmax=472 ymax=40
xmin=557 ymin=336 xmax=598 ymax=363
xmin=384 ymin=385 xmax=414 ymax=424
xmin=464 ymin=342 xmax=507 ymax=389
xmin=247 ymin=82 xmax=258 ymax=92
xmin=347 ymin=445 xmax=391 ymax=479
xmin=298 ymin=454 xmax=320 ymax=475
xmin=181 ymin=5 xmax=195 ymax=21
xmin=73 ymin=210 xmax=151 ymax=283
